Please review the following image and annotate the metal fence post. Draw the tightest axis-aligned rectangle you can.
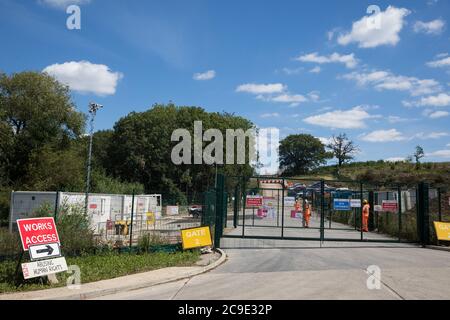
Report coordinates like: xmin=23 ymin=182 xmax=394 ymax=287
xmin=320 ymin=180 xmax=325 ymax=242
xmin=214 ymin=174 xmax=225 ymax=248
xmin=417 ymin=182 xmax=430 ymax=247
xmin=129 ymin=190 xmax=135 ymax=249
xmin=233 ymin=186 xmax=238 ymax=228
xmin=54 ymin=191 xmax=60 ymax=223
xmin=398 ymin=186 xmax=402 ymax=241
xmin=438 ymin=187 xmax=442 ymax=222
xmin=360 ymin=182 xmax=363 ymax=241
xmin=281 ymin=178 xmax=285 ymax=239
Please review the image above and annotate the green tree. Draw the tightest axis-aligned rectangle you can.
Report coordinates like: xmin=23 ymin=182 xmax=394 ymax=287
xmin=0 ymin=72 xmax=85 ymax=185
xmin=413 ymin=145 xmax=425 ymax=170
xmin=279 ymin=134 xmax=332 ymax=175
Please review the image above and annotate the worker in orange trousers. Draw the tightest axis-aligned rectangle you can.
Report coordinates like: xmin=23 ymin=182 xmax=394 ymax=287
xmin=303 ymin=200 xmax=311 ymax=228
xmin=362 ymin=199 xmax=370 ymax=232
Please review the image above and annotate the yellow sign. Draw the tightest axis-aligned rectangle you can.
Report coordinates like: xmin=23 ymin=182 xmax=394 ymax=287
xmin=181 ymin=226 xmax=212 ymax=250
xmin=146 ymin=212 xmax=155 ymax=225
xmin=434 ymin=221 xmax=450 ymax=241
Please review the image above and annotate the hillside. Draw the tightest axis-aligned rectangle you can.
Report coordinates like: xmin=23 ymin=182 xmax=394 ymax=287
xmin=311 ymin=161 xmax=450 ymax=187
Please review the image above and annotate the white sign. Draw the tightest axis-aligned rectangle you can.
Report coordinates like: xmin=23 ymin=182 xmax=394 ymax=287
xmin=29 ymin=243 xmax=61 ymax=261
xmin=21 ymin=257 xmax=68 ymax=280
xmin=166 ymin=206 xmax=179 ymax=216
xmin=284 ymin=197 xmax=296 ymax=207
xmin=374 ymin=205 xmax=383 ymax=212
xmin=350 ymin=199 xmax=361 ymax=208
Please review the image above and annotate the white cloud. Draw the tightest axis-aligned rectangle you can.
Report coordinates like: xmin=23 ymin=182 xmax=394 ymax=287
xmin=428 ymin=110 xmax=449 ymax=119
xmin=40 ymin=0 xmax=90 ymax=8
xmin=416 ymin=132 xmax=449 ymax=139
xmin=386 ymin=157 xmax=407 ymax=162
xmin=193 ymin=70 xmax=216 ymax=81
xmin=407 ymin=93 xmax=450 ymax=107
xmin=260 ymin=113 xmax=280 ymax=118
xmin=237 ymin=83 xmax=313 ymax=107
xmin=387 ymin=116 xmax=415 ymax=123
xmin=427 ymin=55 xmax=450 ymax=68
xmin=303 ymin=106 xmax=378 ymax=129
xmin=307 ymin=91 xmax=320 ymax=102
xmin=342 ymin=70 xmax=441 ymax=96
xmin=427 ymin=149 xmax=450 ymax=158
xmin=268 ymin=94 xmax=307 ymax=105
xmin=43 ymin=61 xmax=123 ymax=96
xmin=281 ymin=67 xmax=303 ymax=75
xmin=309 ymin=66 xmax=322 ymax=73
xmin=337 ymin=6 xmax=410 ymax=48
xmin=296 ymin=52 xmax=358 ymax=69
xmin=236 ymin=83 xmax=286 ymax=94
xmin=413 ymin=19 xmax=445 ymax=35
xmin=317 ymin=137 xmax=333 ymax=145
xmin=359 ymin=129 xmax=406 ymax=142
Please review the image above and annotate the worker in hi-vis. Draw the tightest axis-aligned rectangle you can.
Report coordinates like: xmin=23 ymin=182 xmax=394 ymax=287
xmin=303 ymin=200 xmax=311 ymax=228
xmin=362 ymin=200 xmax=370 ymax=232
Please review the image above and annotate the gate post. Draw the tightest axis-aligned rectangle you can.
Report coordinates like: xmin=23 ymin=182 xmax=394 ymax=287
xmin=320 ymin=180 xmax=325 ymax=242
xmin=417 ymin=182 xmax=430 ymax=247
xmin=214 ymin=173 xmax=225 ymax=248
xmin=233 ymin=185 xmax=238 ymax=228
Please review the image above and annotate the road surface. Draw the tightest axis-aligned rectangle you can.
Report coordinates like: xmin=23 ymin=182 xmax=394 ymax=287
xmin=95 ymin=243 xmax=450 ymax=300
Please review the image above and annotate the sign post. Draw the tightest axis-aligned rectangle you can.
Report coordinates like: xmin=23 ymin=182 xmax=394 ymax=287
xmin=16 ymin=217 xmax=68 ymax=281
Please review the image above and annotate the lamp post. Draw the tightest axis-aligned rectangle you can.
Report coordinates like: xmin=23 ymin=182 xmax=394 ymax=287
xmin=85 ymin=102 xmax=103 ymax=214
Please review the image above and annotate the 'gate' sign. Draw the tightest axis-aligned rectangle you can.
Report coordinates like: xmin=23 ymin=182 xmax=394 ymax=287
xmin=181 ymin=226 xmax=212 ymax=250
xmin=17 ymin=217 xmax=60 ymax=251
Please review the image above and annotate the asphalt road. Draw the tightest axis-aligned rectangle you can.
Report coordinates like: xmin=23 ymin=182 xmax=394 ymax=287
xmin=95 ymin=244 xmax=450 ymax=300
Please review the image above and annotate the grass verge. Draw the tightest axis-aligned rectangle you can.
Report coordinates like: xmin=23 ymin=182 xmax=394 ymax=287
xmin=0 ymin=250 xmax=200 ymax=294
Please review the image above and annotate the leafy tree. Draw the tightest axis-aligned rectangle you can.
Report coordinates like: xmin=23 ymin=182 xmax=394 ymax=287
xmin=0 ymin=71 xmax=85 ymax=185
xmin=327 ymin=133 xmax=358 ymax=168
xmin=413 ymin=145 xmax=425 ymax=170
xmin=279 ymin=134 xmax=332 ymax=175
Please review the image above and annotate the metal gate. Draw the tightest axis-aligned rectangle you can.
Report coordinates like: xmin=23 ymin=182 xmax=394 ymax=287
xmin=204 ymin=174 xmax=437 ymax=247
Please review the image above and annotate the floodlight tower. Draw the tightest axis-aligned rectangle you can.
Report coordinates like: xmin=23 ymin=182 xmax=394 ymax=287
xmin=85 ymin=102 xmax=103 ymax=214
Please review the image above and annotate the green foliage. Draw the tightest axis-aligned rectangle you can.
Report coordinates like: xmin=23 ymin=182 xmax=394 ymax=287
xmin=91 ymin=170 xmax=144 ymax=195
xmin=279 ymin=134 xmax=332 ymax=175
xmin=0 ymin=250 xmax=200 ymax=293
xmin=103 ymin=104 xmax=255 ymax=202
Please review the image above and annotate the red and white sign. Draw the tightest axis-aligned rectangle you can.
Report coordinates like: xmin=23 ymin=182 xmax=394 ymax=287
xmin=382 ymin=200 xmax=398 ymax=212
xmin=17 ymin=217 xmax=60 ymax=251
xmin=246 ymin=195 xmax=263 ymax=207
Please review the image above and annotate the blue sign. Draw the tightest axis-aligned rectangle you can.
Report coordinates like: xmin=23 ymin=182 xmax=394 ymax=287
xmin=333 ymin=199 xmax=351 ymax=211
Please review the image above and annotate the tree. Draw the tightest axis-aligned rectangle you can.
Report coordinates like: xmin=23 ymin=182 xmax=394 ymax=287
xmin=279 ymin=134 xmax=332 ymax=175
xmin=413 ymin=145 xmax=425 ymax=170
xmin=326 ymin=133 xmax=358 ymax=172
xmin=0 ymin=72 xmax=85 ymax=185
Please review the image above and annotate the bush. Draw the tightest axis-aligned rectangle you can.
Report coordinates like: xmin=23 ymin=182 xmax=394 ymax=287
xmin=0 ymin=228 xmax=21 ymax=259
xmin=137 ymin=233 xmax=167 ymax=253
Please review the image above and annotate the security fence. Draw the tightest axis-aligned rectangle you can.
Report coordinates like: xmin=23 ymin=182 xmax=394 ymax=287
xmin=203 ymin=174 xmax=449 ymax=247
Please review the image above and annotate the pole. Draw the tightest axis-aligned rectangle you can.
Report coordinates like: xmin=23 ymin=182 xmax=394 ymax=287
xmin=360 ymin=182 xmax=363 ymax=241
xmin=129 ymin=190 xmax=135 ymax=249
xmin=320 ymin=180 xmax=325 ymax=243
xmin=85 ymin=113 xmax=95 ymax=215
xmin=438 ymin=187 xmax=442 ymax=222
xmin=398 ymin=186 xmax=402 ymax=241
xmin=54 ymin=191 xmax=60 ymax=223
xmin=84 ymin=103 xmax=103 ymax=215
xmin=281 ymin=179 xmax=285 ymax=239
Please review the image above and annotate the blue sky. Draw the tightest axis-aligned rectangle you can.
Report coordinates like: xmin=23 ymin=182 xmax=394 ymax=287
xmin=1 ymin=0 xmax=450 ymax=165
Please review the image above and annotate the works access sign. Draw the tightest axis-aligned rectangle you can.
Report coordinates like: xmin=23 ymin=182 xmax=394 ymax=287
xmin=17 ymin=217 xmax=60 ymax=251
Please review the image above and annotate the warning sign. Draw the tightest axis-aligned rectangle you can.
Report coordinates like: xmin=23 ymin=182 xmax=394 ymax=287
xmin=17 ymin=217 xmax=60 ymax=251
xmin=21 ymin=257 xmax=68 ymax=280
xmin=382 ymin=200 xmax=398 ymax=212
xmin=246 ymin=195 xmax=263 ymax=207
xmin=434 ymin=222 xmax=450 ymax=241
xmin=181 ymin=226 xmax=212 ymax=250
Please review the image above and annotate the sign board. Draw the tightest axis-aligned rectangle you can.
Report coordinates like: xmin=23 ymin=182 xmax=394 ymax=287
xmin=21 ymin=257 xmax=68 ymax=280
xmin=333 ymin=199 xmax=351 ymax=211
xmin=29 ymin=243 xmax=61 ymax=261
xmin=246 ymin=195 xmax=263 ymax=207
xmin=17 ymin=217 xmax=60 ymax=251
xmin=374 ymin=205 xmax=383 ymax=212
xmin=382 ymin=200 xmax=398 ymax=212
xmin=166 ymin=206 xmax=179 ymax=216
xmin=284 ymin=197 xmax=296 ymax=207
xmin=434 ymin=222 xmax=450 ymax=241
xmin=350 ymin=199 xmax=361 ymax=208
xmin=181 ymin=226 xmax=212 ymax=250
